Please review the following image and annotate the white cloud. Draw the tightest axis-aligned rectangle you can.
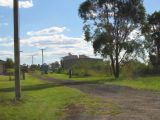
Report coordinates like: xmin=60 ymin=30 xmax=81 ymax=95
xmin=0 ymin=0 xmax=33 ymax=8
xmin=0 ymin=22 xmax=9 ymax=27
xmin=22 ymin=27 xmax=82 ymax=47
xmin=0 ymin=50 xmax=14 ymax=61
xmin=19 ymin=0 xmax=33 ymax=8
xmin=0 ymin=50 xmax=13 ymax=55
xmin=0 ymin=26 xmax=101 ymax=64
xmin=0 ymin=37 xmax=8 ymax=42
xmin=0 ymin=37 xmax=13 ymax=47
xmin=27 ymin=27 xmax=67 ymax=36
xmin=20 ymin=26 xmax=97 ymax=61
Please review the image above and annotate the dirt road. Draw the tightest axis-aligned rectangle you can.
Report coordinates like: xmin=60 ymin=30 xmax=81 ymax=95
xmin=36 ymin=76 xmax=160 ymax=120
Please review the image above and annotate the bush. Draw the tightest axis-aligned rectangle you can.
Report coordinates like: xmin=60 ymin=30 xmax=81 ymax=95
xmin=142 ymin=65 xmax=160 ymax=76
xmin=6 ymin=68 xmax=14 ymax=75
xmin=71 ymin=60 xmax=111 ymax=77
xmin=121 ymin=60 xmax=147 ymax=78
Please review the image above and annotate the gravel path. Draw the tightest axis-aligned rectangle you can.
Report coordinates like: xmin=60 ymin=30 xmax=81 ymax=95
xmin=35 ymin=75 xmax=160 ymax=120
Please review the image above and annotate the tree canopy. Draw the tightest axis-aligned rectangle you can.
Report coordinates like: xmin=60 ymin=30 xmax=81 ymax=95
xmin=79 ymin=0 xmax=145 ymax=78
xmin=142 ymin=11 xmax=160 ymax=66
xmin=5 ymin=58 xmax=14 ymax=69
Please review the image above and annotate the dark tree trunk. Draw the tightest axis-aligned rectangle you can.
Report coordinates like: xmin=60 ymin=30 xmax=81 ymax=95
xmin=110 ymin=57 xmax=120 ymax=79
xmin=115 ymin=54 xmax=120 ymax=79
xmin=110 ymin=55 xmax=120 ymax=79
xmin=110 ymin=55 xmax=116 ymax=77
xmin=114 ymin=41 xmax=120 ymax=79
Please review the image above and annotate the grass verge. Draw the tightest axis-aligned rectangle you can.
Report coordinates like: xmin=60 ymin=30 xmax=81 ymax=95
xmin=46 ymin=73 xmax=160 ymax=91
xmin=0 ymin=74 xmax=121 ymax=120
xmin=46 ymin=72 xmax=110 ymax=82
xmin=107 ymin=76 xmax=160 ymax=91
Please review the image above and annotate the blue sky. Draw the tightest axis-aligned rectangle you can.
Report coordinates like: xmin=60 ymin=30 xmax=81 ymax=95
xmin=0 ymin=0 xmax=160 ymax=65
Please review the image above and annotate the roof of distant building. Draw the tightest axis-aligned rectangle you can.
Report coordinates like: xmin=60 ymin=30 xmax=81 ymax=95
xmin=0 ymin=60 xmax=5 ymax=64
xmin=62 ymin=53 xmax=78 ymax=60
xmin=79 ymin=55 xmax=89 ymax=59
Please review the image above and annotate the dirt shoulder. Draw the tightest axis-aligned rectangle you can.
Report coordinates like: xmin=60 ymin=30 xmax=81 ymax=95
xmin=34 ymin=75 xmax=160 ymax=120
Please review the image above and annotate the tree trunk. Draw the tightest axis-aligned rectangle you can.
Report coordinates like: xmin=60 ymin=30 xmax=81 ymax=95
xmin=114 ymin=41 xmax=120 ymax=79
xmin=110 ymin=55 xmax=116 ymax=77
xmin=115 ymin=54 xmax=120 ymax=79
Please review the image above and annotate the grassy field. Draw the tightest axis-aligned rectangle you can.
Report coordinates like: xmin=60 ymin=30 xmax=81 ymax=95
xmin=0 ymin=74 xmax=120 ymax=120
xmin=46 ymin=72 xmax=109 ymax=82
xmin=46 ymin=73 xmax=160 ymax=91
xmin=108 ymin=76 xmax=160 ymax=91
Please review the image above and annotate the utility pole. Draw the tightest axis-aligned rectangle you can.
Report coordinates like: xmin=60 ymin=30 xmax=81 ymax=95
xmin=32 ymin=55 xmax=34 ymax=65
xmin=13 ymin=0 xmax=21 ymax=100
xmin=28 ymin=55 xmax=36 ymax=65
xmin=40 ymin=49 xmax=45 ymax=65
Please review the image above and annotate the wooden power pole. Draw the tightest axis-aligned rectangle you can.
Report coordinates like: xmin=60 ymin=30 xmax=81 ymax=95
xmin=13 ymin=0 xmax=21 ymax=100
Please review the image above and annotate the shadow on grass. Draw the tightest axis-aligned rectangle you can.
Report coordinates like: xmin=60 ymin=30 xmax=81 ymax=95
xmin=0 ymin=83 xmax=60 ymax=92
xmin=0 ymin=77 xmax=115 ymax=93
xmin=0 ymin=72 xmax=118 ymax=93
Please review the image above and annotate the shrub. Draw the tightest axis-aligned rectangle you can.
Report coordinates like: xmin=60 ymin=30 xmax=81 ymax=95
xmin=121 ymin=60 xmax=147 ymax=78
xmin=71 ymin=60 xmax=111 ymax=77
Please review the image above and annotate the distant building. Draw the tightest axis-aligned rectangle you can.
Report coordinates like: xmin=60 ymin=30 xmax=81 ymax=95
xmin=0 ymin=60 xmax=5 ymax=75
xmin=79 ymin=55 xmax=89 ymax=59
xmin=62 ymin=53 xmax=78 ymax=61
xmin=61 ymin=53 xmax=103 ymax=69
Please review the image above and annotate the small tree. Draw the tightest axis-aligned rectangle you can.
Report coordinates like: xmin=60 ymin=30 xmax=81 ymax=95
xmin=142 ymin=11 xmax=160 ymax=67
xmin=79 ymin=0 xmax=145 ymax=78
xmin=50 ymin=62 xmax=60 ymax=72
xmin=30 ymin=64 xmax=40 ymax=71
xmin=5 ymin=58 xmax=14 ymax=80
xmin=5 ymin=58 xmax=14 ymax=69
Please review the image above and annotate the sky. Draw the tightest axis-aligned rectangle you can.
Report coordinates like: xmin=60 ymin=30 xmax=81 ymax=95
xmin=0 ymin=0 xmax=160 ymax=65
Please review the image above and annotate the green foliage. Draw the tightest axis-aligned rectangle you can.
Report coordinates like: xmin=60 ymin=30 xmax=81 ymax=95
xmin=21 ymin=64 xmax=28 ymax=73
xmin=30 ymin=64 xmax=41 ymax=71
xmin=121 ymin=60 xmax=147 ymax=78
xmin=72 ymin=60 xmax=110 ymax=77
xmin=50 ymin=61 xmax=61 ymax=73
xmin=5 ymin=58 xmax=14 ymax=69
xmin=142 ymin=11 xmax=160 ymax=67
xmin=79 ymin=0 xmax=145 ymax=78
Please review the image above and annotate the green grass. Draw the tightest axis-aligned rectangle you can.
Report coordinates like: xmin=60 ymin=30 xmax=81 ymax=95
xmin=0 ymin=74 xmax=120 ymax=120
xmin=46 ymin=73 xmax=160 ymax=91
xmin=107 ymin=76 xmax=160 ymax=91
xmin=46 ymin=72 xmax=109 ymax=82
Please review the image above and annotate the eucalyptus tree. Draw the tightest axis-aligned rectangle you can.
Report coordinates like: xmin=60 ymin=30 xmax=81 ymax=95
xmin=142 ymin=11 xmax=160 ymax=67
xmin=79 ymin=0 xmax=145 ymax=78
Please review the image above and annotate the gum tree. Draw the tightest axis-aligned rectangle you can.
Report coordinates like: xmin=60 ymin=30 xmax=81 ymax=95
xmin=79 ymin=0 xmax=145 ymax=78
xmin=142 ymin=11 xmax=160 ymax=67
